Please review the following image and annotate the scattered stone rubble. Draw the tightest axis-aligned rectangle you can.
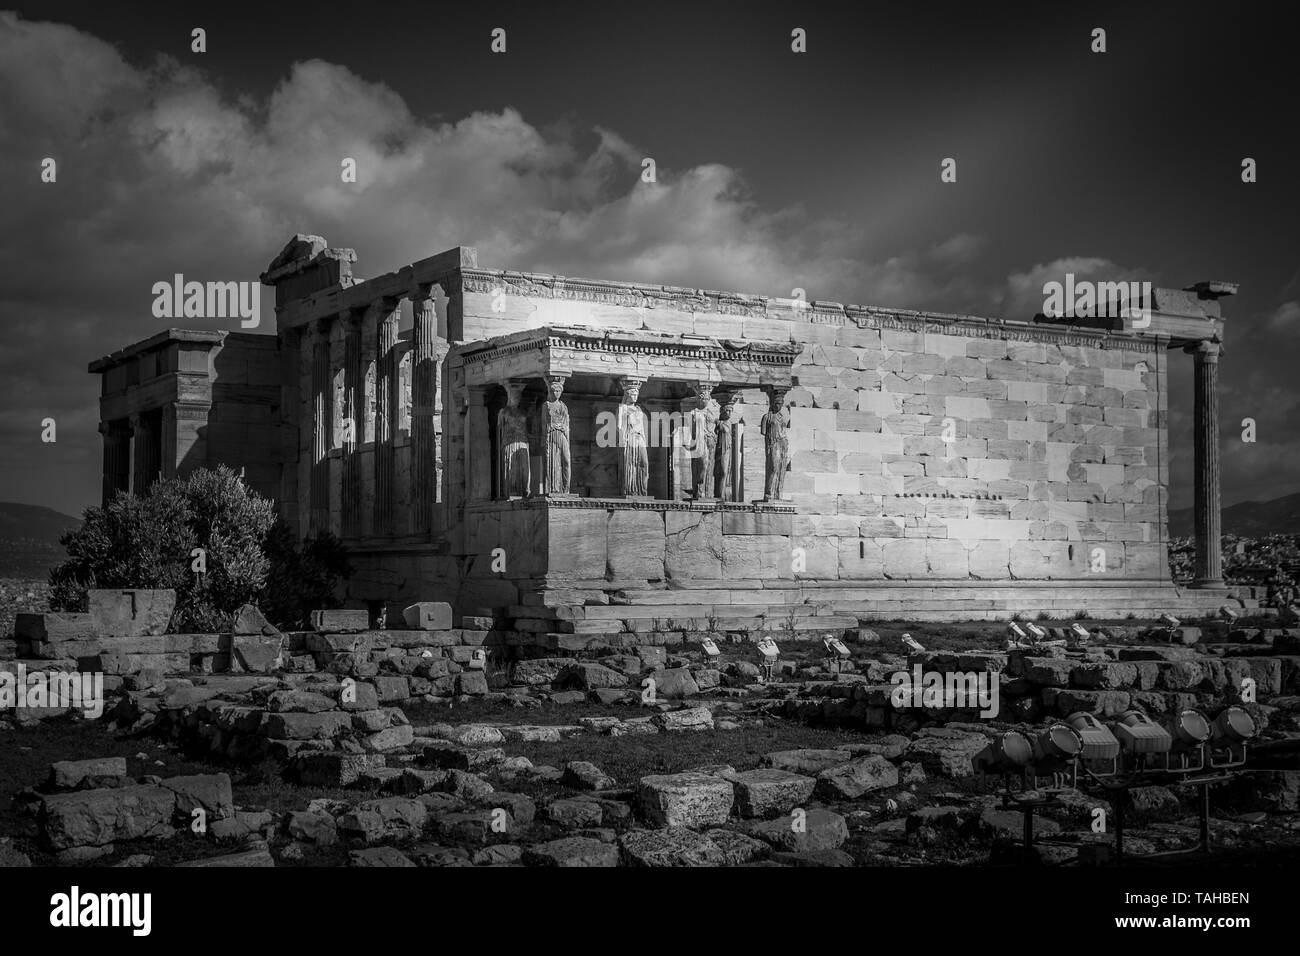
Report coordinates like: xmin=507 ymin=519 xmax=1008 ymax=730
xmin=5 ymin=590 xmax=1300 ymax=866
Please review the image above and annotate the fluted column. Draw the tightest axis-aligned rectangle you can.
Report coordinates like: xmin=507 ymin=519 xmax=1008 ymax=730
xmin=374 ymin=298 xmax=401 ymax=536
xmin=341 ymin=310 xmax=363 ymax=539
xmin=100 ymin=420 xmax=130 ymax=504
xmin=411 ymin=287 xmax=437 ymax=534
xmin=1189 ymin=340 xmax=1223 ymax=587
xmin=310 ymin=320 xmax=330 ymax=535
xmin=130 ymin=412 xmax=159 ymax=495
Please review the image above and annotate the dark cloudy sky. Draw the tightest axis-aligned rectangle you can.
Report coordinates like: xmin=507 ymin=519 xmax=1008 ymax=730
xmin=2 ymin=1 xmax=1297 ymax=518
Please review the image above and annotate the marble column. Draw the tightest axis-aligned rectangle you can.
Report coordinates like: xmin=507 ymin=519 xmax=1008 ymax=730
xmin=99 ymin=420 xmax=130 ymax=504
xmin=412 ymin=287 xmax=438 ymax=533
xmin=373 ymin=298 xmax=400 ymax=536
xmin=1189 ymin=340 xmax=1223 ymax=587
xmin=341 ymin=310 xmax=363 ymax=539
xmin=310 ymin=320 xmax=330 ymax=536
xmin=130 ymin=411 xmax=159 ymax=495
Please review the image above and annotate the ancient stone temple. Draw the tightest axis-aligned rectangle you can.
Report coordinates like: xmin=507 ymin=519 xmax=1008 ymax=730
xmin=90 ymin=235 xmax=1238 ymax=624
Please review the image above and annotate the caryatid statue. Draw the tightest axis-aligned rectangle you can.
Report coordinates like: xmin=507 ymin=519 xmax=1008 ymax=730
xmin=618 ymin=376 xmax=650 ymax=497
xmin=714 ymin=395 xmax=735 ymax=500
xmin=693 ymin=383 xmax=720 ymax=499
xmin=761 ymin=388 xmax=790 ymax=501
xmin=498 ymin=381 xmax=530 ymax=499
xmin=542 ymin=374 xmax=571 ymax=496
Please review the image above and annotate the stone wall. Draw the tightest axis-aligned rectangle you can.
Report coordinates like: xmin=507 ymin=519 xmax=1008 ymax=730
xmin=451 ymin=275 xmax=1170 ymax=591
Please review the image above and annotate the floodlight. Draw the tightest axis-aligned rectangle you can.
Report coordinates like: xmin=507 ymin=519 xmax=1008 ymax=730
xmin=700 ymin=637 xmax=721 ymax=658
xmin=901 ymin=633 xmax=926 ymax=652
xmin=1219 ymin=605 xmax=1239 ymax=622
xmin=1067 ymin=712 xmax=1120 ymax=775
xmin=1159 ymin=613 xmax=1181 ymax=628
xmin=823 ymin=637 xmax=850 ymax=660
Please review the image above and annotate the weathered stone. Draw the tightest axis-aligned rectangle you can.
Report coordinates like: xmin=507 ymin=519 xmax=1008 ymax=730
xmin=762 ymin=749 xmax=853 ymax=775
xmin=557 ymin=661 xmax=629 ymax=690
xmin=286 ymin=810 xmax=338 ymax=845
xmin=637 ymin=772 xmax=734 ymax=828
xmin=816 ymin=755 xmax=900 ymax=799
xmin=652 ymin=667 xmax=700 ymax=699
xmin=561 ymin=761 xmax=616 ymax=791
xmin=40 ymin=785 xmax=176 ymax=850
xmin=88 ymin=589 xmax=176 ymax=636
xmin=177 ymin=847 xmax=275 ymax=867
xmin=748 ymin=808 xmax=848 ymax=852
xmin=729 ymin=769 xmax=817 ymax=818
xmin=265 ymin=711 xmax=351 ymax=740
xmin=547 ymin=798 xmax=604 ymax=828
xmin=904 ymin=728 xmax=989 ymax=777
xmin=337 ymin=797 xmax=428 ymax=843
xmin=523 ymin=837 xmax=620 ymax=867
xmin=268 ymin=689 xmax=336 ymax=713
xmin=349 ymin=846 xmax=417 ymax=867
xmin=48 ymin=757 xmax=128 ymax=791
xmin=620 ymin=827 xmax=729 ymax=866
xmin=161 ymin=773 xmax=234 ymax=820
xmin=310 ymin=609 xmax=369 ymax=633
xmin=653 ymin=706 xmax=714 ymax=732
xmin=403 ymin=602 xmax=453 ymax=631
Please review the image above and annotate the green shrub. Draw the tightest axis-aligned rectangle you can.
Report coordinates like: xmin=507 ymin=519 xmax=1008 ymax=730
xmin=50 ymin=466 xmax=278 ymax=631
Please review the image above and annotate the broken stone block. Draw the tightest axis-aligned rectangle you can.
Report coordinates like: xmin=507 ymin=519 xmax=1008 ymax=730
xmin=264 ymin=711 xmax=351 ymax=740
xmin=816 ymin=755 xmax=900 ymax=799
xmin=88 ymin=589 xmax=176 ymax=636
xmin=290 ymin=752 xmax=385 ymax=787
xmin=337 ymin=797 xmax=429 ymax=844
xmin=373 ymin=675 xmax=410 ymax=703
xmin=363 ymin=725 xmax=415 ymax=753
xmin=459 ymin=615 xmax=494 ymax=631
xmin=268 ymin=689 xmax=336 ymax=713
xmin=728 ymin=769 xmax=817 ymax=818
xmin=423 ymin=742 xmax=505 ymax=771
xmin=177 ymin=846 xmax=275 ymax=867
xmin=557 ymin=661 xmax=628 ymax=690
xmin=455 ymin=671 xmax=489 ymax=696
xmin=637 ymin=772 xmax=735 ymax=828
xmin=510 ymin=658 xmax=569 ymax=685
xmin=748 ymin=808 xmax=848 ymax=853
xmin=652 ymin=706 xmax=714 ymax=732
xmin=761 ymin=749 xmax=853 ymax=774
xmin=14 ymin=613 xmax=97 ymax=643
xmin=652 ymin=667 xmax=700 ymax=699
xmin=561 ymin=761 xmax=616 ymax=791
xmin=620 ymin=827 xmax=730 ymax=866
xmin=904 ymin=728 xmax=990 ymax=777
xmin=547 ymin=798 xmax=604 ymax=828
xmin=231 ymin=630 xmax=283 ymax=674
xmin=403 ymin=602 xmax=453 ymax=631
xmin=232 ymin=604 xmax=279 ymax=636
xmin=349 ymin=846 xmax=417 ymax=867
xmin=161 ymin=773 xmax=234 ymax=821
xmin=40 ymin=785 xmax=176 ymax=850
xmin=310 ymin=609 xmax=369 ymax=633
xmin=48 ymin=757 xmax=128 ymax=791
xmin=523 ymin=837 xmax=620 ymax=867
xmin=287 ymin=810 xmax=338 ymax=845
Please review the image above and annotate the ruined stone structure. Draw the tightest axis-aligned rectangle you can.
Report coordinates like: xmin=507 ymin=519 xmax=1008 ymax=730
xmin=91 ymin=235 xmax=1238 ymax=623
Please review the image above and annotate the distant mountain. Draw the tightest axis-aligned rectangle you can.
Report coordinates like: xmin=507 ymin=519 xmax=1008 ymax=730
xmin=1169 ymin=492 xmax=1300 ymax=538
xmin=0 ymin=502 xmax=82 ymax=579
